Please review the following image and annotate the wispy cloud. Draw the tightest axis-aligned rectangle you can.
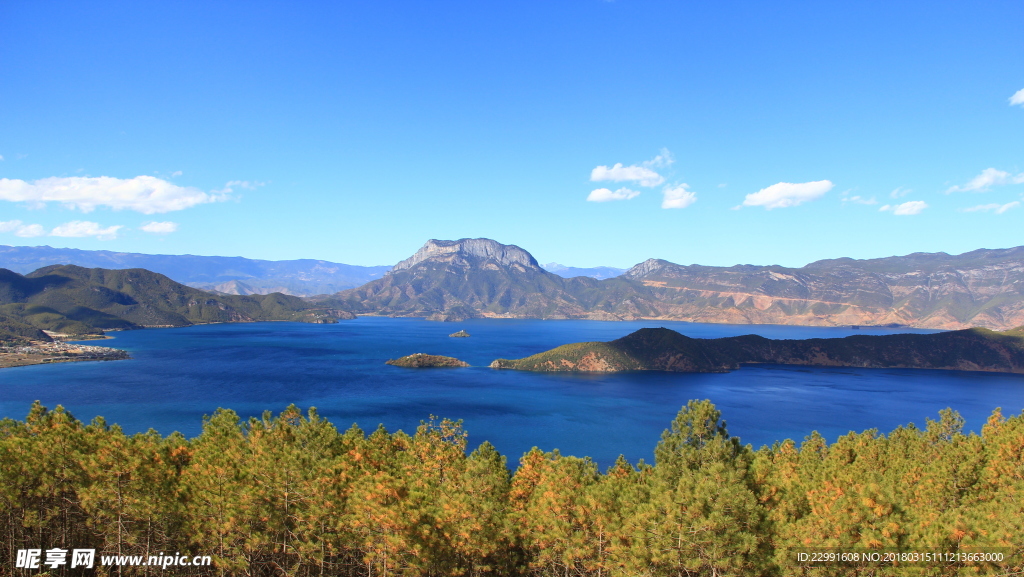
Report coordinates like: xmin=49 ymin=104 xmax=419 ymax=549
xmin=590 ymin=150 xmax=673 ymax=188
xmin=170 ymin=170 xmax=183 ymax=177
xmin=880 ymin=201 xmax=928 ymax=215
xmin=642 ymin=148 xmax=675 ymax=169
xmin=587 ymin=187 xmax=641 ymax=202
xmin=740 ymin=180 xmax=833 ymax=210
xmin=0 ymin=176 xmax=233 ymax=214
xmin=839 ymin=189 xmax=876 ymax=205
xmin=946 ymin=168 xmax=1024 ymax=193
xmin=960 ymin=201 xmax=1020 ymax=214
xmin=890 ymin=187 xmax=912 ymax=199
xmin=50 ymin=221 xmax=123 ymax=240
xmin=212 ymin=180 xmax=263 ymax=195
xmin=0 ymin=220 xmax=46 ymax=238
xmin=661 ymin=184 xmax=696 ymax=209
xmin=1010 ymin=88 xmax=1024 ymax=107
xmin=140 ymin=221 xmax=179 ymax=234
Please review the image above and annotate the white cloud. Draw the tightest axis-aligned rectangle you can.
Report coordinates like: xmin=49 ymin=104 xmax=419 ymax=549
xmin=0 ymin=175 xmax=232 ymax=214
xmin=170 ymin=170 xmax=183 ymax=177
xmin=18 ymin=224 xmax=46 ymax=237
xmin=890 ymin=186 xmax=912 ymax=198
xmin=960 ymin=201 xmax=1020 ymax=214
xmin=140 ymin=221 xmax=179 ymax=234
xmin=1010 ymin=88 xmax=1024 ymax=107
xmin=50 ymin=221 xmax=123 ymax=240
xmin=946 ymin=168 xmax=1024 ymax=193
xmin=661 ymin=184 xmax=696 ymax=209
xmin=880 ymin=200 xmax=928 ymax=215
xmin=590 ymin=151 xmax=674 ymax=188
xmin=841 ymin=195 xmax=878 ymax=205
xmin=740 ymin=180 xmax=833 ymax=210
xmin=590 ymin=164 xmax=664 ymax=187
xmin=587 ymin=187 xmax=641 ymax=202
xmin=0 ymin=220 xmax=46 ymax=237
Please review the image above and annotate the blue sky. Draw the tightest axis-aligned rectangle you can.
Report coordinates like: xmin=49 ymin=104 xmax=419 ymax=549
xmin=1 ymin=1 xmax=1022 ymax=268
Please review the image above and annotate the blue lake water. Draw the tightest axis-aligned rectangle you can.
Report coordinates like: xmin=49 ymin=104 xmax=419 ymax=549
xmin=2 ymin=317 xmax=1022 ymax=468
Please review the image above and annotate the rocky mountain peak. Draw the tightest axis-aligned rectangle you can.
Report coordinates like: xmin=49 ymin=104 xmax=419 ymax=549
xmin=624 ymin=258 xmax=671 ymax=279
xmin=391 ymin=238 xmax=541 ymax=272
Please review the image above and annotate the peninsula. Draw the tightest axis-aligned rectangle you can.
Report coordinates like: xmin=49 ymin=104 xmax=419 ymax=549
xmin=490 ymin=326 xmax=1024 ymax=374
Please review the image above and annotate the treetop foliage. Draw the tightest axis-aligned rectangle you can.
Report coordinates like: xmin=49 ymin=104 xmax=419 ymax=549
xmin=1 ymin=400 xmax=1021 ymax=576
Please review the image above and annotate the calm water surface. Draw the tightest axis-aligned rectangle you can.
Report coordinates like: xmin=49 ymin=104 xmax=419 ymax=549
xmin=2 ymin=318 xmax=1022 ymax=467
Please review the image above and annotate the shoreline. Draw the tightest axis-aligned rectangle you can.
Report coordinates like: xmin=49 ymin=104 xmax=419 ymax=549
xmin=0 ymin=342 xmax=130 ymax=369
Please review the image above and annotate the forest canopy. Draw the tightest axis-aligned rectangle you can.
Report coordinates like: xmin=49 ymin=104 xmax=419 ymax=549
xmin=0 ymin=400 xmax=1021 ymax=576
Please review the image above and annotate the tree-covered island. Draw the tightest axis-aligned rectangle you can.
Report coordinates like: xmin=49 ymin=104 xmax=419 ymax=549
xmin=386 ymin=353 xmax=470 ymax=368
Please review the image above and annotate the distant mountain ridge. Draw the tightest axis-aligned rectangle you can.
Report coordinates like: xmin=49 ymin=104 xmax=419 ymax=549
xmin=6 ymin=240 xmax=1024 ymax=330
xmin=622 ymin=247 xmax=1024 ymax=330
xmin=332 ymin=238 xmax=1024 ymax=330
xmin=0 ymin=245 xmax=391 ymax=296
xmin=542 ymin=263 xmax=626 ymax=280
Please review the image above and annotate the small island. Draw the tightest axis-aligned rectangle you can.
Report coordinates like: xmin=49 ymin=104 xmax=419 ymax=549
xmin=449 ymin=330 xmax=471 ymax=338
xmin=386 ymin=353 xmax=470 ymax=368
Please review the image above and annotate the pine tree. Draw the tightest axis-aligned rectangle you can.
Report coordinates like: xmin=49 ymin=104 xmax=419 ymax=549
xmin=624 ymin=399 xmax=766 ymax=577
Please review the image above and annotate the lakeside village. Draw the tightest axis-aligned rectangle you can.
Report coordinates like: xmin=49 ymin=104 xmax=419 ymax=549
xmin=0 ymin=334 xmax=129 ymax=369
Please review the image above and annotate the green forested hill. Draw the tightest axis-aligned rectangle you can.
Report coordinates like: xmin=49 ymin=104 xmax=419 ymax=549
xmin=492 ymin=326 xmax=1024 ymax=373
xmin=0 ymin=400 xmax=1020 ymax=576
xmin=0 ymin=311 xmax=53 ymax=344
xmin=0 ymin=265 xmax=353 ymax=339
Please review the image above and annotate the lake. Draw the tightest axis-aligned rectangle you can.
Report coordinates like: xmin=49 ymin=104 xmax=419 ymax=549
xmin=2 ymin=317 xmax=1022 ymax=468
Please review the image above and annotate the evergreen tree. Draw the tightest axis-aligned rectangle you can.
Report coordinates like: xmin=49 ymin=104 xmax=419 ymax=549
xmin=625 ymin=400 xmax=766 ymax=576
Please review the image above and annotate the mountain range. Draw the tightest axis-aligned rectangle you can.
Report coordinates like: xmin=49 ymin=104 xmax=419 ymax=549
xmin=0 ymin=245 xmax=392 ymax=296
xmin=620 ymin=246 xmax=1024 ymax=329
xmin=5 ymin=238 xmax=1024 ymax=332
xmin=541 ymin=263 xmax=626 ymax=279
xmin=0 ymin=246 xmax=624 ymax=296
xmin=330 ymin=238 xmax=1024 ymax=330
